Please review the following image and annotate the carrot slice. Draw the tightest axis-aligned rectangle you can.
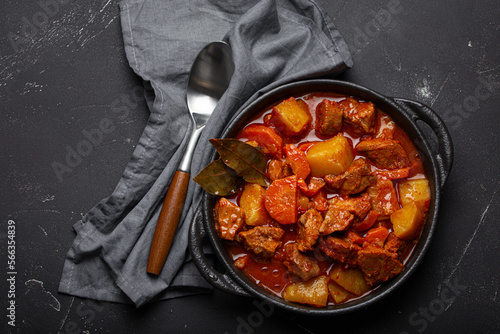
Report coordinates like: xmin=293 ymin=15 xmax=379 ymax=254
xmin=265 ymin=175 xmax=298 ymax=225
xmin=284 ymin=144 xmax=311 ymax=180
xmin=311 ymin=189 xmax=328 ymax=212
xmin=352 ymin=210 xmax=379 ymax=232
xmin=364 ymin=226 xmax=390 ymax=247
xmin=297 ymin=141 xmax=317 ymax=152
xmin=239 ymin=124 xmax=283 ymax=158
xmin=345 ymin=230 xmax=364 ymax=246
xmin=374 ymin=167 xmax=410 ymax=180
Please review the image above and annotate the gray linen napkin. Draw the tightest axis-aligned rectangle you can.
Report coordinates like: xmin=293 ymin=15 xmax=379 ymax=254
xmin=58 ymin=0 xmax=352 ymax=307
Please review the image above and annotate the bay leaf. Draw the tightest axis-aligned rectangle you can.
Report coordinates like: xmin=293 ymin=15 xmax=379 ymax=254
xmin=210 ymin=138 xmax=268 ymax=187
xmin=193 ymin=159 xmax=241 ymax=196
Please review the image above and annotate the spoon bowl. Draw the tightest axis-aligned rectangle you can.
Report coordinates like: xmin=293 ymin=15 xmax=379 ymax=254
xmin=187 ymin=42 xmax=234 ymax=127
xmin=147 ymin=41 xmax=234 ymax=275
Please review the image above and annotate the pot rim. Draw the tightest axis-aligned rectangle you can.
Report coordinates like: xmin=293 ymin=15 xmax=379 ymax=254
xmin=198 ymin=79 xmax=449 ymax=315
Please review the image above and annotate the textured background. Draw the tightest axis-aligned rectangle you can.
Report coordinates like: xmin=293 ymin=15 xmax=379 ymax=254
xmin=1 ymin=0 xmax=499 ymax=333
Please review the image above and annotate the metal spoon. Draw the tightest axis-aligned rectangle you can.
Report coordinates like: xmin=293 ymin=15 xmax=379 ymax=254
xmin=147 ymin=41 xmax=234 ymax=275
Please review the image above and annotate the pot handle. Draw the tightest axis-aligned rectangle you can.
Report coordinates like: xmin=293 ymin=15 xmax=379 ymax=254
xmin=189 ymin=204 xmax=251 ymax=297
xmin=392 ymin=97 xmax=454 ymax=189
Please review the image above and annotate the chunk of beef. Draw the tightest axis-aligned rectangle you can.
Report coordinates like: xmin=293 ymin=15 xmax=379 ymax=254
xmin=357 ymin=244 xmax=404 ymax=286
xmin=214 ymin=198 xmax=245 ymax=241
xmin=297 ymin=209 xmax=322 ymax=252
xmin=319 ymin=206 xmax=354 ymax=235
xmin=345 ymin=230 xmax=364 ymax=246
xmin=329 ymin=194 xmax=372 ymax=220
xmin=384 ymin=233 xmax=407 ymax=258
xmin=237 ymin=226 xmax=284 ymax=258
xmin=267 ymin=159 xmax=293 ymax=181
xmin=356 ymin=138 xmax=410 ymax=170
xmin=298 ymin=177 xmax=326 ymax=197
xmin=325 ymin=158 xmax=377 ymax=194
xmin=309 ymin=189 xmax=328 ymax=212
xmin=297 ymin=193 xmax=310 ymax=216
xmin=375 ymin=113 xmax=396 ymax=140
xmin=315 ymin=99 xmax=343 ymax=137
xmin=367 ymin=178 xmax=400 ymax=219
xmin=283 ymin=243 xmax=320 ymax=281
xmin=318 ymin=236 xmax=360 ymax=267
xmin=234 ymin=256 xmax=249 ymax=269
xmin=393 ymin=126 xmax=424 ymax=175
xmin=339 ymin=97 xmax=377 ymax=135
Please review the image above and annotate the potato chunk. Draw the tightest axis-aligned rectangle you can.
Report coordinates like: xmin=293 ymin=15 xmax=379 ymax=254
xmin=306 ymin=133 xmax=354 ymax=177
xmin=283 ymin=275 xmax=329 ymax=307
xmin=270 ymin=97 xmax=311 ymax=137
xmin=330 ymin=266 xmax=370 ymax=297
xmin=398 ymin=178 xmax=431 ymax=211
xmin=328 ymin=281 xmax=350 ymax=304
xmin=390 ymin=202 xmax=424 ymax=240
xmin=240 ymin=183 xmax=270 ymax=226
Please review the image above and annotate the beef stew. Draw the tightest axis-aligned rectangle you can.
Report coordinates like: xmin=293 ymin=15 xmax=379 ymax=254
xmin=200 ymin=92 xmax=432 ymax=308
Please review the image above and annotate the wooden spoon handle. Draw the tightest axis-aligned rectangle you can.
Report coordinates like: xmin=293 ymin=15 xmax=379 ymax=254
xmin=147 ymin=170 xmax=190 ymax=275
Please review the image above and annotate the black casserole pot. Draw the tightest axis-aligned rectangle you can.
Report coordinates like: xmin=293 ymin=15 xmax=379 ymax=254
xmin=189 ymin=79 xmax=453 ymax=315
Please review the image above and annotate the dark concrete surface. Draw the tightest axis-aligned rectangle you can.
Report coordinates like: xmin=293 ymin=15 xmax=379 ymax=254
xmin=1 ymin=0 xmax=499 ymax=333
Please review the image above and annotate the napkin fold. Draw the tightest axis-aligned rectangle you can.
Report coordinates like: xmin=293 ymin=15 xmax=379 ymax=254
xmin=58 ymin=0 xmax=352 ymax=307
